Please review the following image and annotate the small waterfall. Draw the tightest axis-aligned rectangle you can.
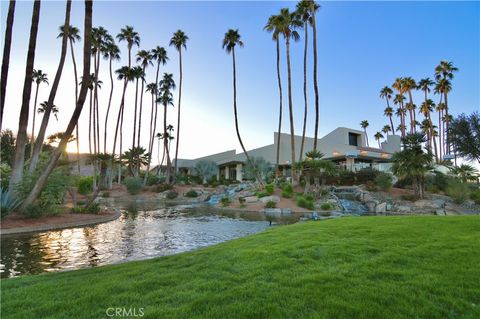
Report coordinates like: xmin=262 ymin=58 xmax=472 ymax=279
xmin=332 ymin=187 xmax=368 ymax=215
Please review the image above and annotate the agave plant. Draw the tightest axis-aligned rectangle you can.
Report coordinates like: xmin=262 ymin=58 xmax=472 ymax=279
xmin=1 ymin=187 xmax=21 ymax=218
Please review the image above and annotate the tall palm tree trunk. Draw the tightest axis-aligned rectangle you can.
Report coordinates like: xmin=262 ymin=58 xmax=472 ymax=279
xmin=30 ymin=82 xmax=40 ymax=157
xmin=163 ymin=102 xmax=171 ymax=183
xmin=69 ymin=37 xmax=80 ymax=173
xmin=88 ymin=89 xmax=93 ymax=155
xmin=104 ymin=57 xmax=114 ymax=153
xmin=0 ymin=0 xmax=16 ymax=131
xmin=386 ymin=98 xmax=394 ymax=133
xmin=299 ymin=22 xmax=308 ymax=162
xmin=363 ymin=128 xmax=369 ymax=146
xmin=137 ymin=67 xmax=146 ymax=148
xmin=21 ymin=0 xmax=92 ymax=210
xmin=9 ymin=0 xmax=40 ymax=191
xmin=444 ymin=92 xmax=450 ymax=155
xmin=132 ymin=78 xmax=139 ymax=149
xmin=312 ymin=7 xmax=320 ymax=152
xmin=143 ymin=92 xmax=156 ymax=186
xmin=285 ymin=38 xmax=296 ymax=183
xmin=174 ymin=49 xmax=183 ymax=176
xmin=275 ymin=38 xmax=283 ymax=177
xmin=438 ymin=95 xmax=443 ymax=161
xmin=111 ymin=79 xmax=128 ymax=186
xmin=94 ymin=51 xmax=101 ymax=154
xmin=29 ymin=0 xmax=71 ymax=174
xmin=231 ymin=48 xmax=254 ymax=179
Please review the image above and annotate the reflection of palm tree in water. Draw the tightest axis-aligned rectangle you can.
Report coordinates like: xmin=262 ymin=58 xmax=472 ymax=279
xmin=83 ymin=228 xmax=99 ymax=267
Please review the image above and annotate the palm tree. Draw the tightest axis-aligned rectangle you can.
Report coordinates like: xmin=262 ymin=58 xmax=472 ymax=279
xmin=111 ymin=66 xmax=134 ymax=184
xmin=20 ymin=0 xmax=92 ymax=210
xmin=102 ymin=40 xmax=120 ymax=153
xmin=402 ymin=77 xmax=417 ymax=133
xmin=131 ymin=65 xmax=145 ymax=149
xmin=9 ymin=0 xmax=41 ymax=191
xmin=122 ymin=147 xmax=150 ymax=177
xmin=450 ymin=164 xmax=479 ymax=183
xmin=136 ymin=49 xmax=153 ymax=147
xmin=29 ymin=0 xmax=72 ymax=174
xmin=435 ymin=102 xmax=445 ymax=160
xmin=1 ymin=0 xmax=16 ymax=131
xmin=143 ymin=82 xmax=158 ymax=185
xmin=38 ymin=101 xmax=59 ymax=121
xmin=382 ymin=125 xmax=391 ymax=136
xmin=435 ymin=77 xmax=452 ymax=158
xmin=170 ymin=30 xmax=189 ymax=176
xmin=380 ymin=86 xmax=395 ymax=133
xmin=116 ymin=25 xmax=140 ymax=68
xmin=277 ymin=9 xmax=301 ymax=182
xmin=420 ymin=98 xmax=437 ymax=160
xmin=222 ymin=29 xmax=260 ymax=184
xmin=393 ymin=93 xmax=406 ymax=138
xmin=264 ymin=14 xmax=283 ymax=177
xmin=374 ymin=132 xmax=384 ymax=148
xmin=295 ymin=1 xmax=311 ymax=161
xmin=435 ymin=61 xmax=458 ymax=155
xmin=360 ymin=120 xmax=369 ymax=146
xmin=309 ymin=1 xmax=321 ymax=151
xmin=58 ymin=24 xmax=81 ymax=172
xmin=391 ymin=134 xmax=433 ymax=199
xmin=30 ymin=69 xmax=49 ymax=156
xmin=158 ymin=84 xmax=174 ymax=183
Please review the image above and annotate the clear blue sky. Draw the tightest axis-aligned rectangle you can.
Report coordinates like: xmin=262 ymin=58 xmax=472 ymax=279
xmin=1 ymin=1 xmax=479 ymax=161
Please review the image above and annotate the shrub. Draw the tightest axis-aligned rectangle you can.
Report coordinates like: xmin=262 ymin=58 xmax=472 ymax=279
xmin=338 ymin=170 xmax=355 ymax=186
xmin=265 ymin=200 xmax=277 ymax=208
xmin=394 ymin=176 xmax=413 ymax=189
xmin=375 ymin=172 xmax=393 ymax=191
xmin=146 ymin=174 xmax=164 ymax=186
xmin=470 ymin=189 xmax=480 ymax=205
xmin=281 ymin=183 xmax=293 ymax=198
xmin=256 ymin=191 xmax=269 ymax=198
xmin=166 ymin=190 xmax=179 ymax=200
xmin=446 ymin=179 xmax=470 ymax=204
xmin=127 ymin=202 xmax=138 ymax=213
xmin=220 ymin=197 xmax=231 ymax=207
xmin=76 ymin=176 xmax=93 ymax=195
xmin=85 ymin=203 xmax=101 ymax=214
xmin=365 ymin=180 xmax=378 ymax=191
xmin=155 ymin=183 xmax=173 ymax=193
xmin=305 ymin=194 xmax=315 ymax=202
xmin=296 ymin=196 xmax=314 ymax=210
xmin=185 ymin=190 xmax=198 ymax=198
xmin=0 ymin=188 xmax=20 ymax=219
xmin=320 ymin=202 xmax=333 ymax=210
xmin=401 ymin=194 xmax=418 ymax=201
xmin=425 ymin=172 xmax=449 ymax=193
xmin=0 ymin=163 xmax=11 ymax=189
xmin=356 ymin=168 xmax=378 ymax=184
xmin=124 ymin=177 xmax=143 ymax=195
xmin=23 ymin=204 xmax=44 ymax=218
xmin=265 ymin=183 xmax=274 ymax=195
xmin=101 ymin=191 xmax=110 ymax=198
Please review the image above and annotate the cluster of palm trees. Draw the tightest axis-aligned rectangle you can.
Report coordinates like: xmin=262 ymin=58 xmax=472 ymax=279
xmin=1 ymin=0 xmax=189 ymax=210
xmin=361 ymin=61 xmax=458 ymax=163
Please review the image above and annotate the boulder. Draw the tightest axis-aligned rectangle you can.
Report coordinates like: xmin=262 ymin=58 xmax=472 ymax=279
xmin=435 ymin=209 xmax=446 ymax=216
xmin=414 ymin=199 xmax=442 ymax=209
xmin=397 ymin=205 xmax=412 ymax=214
xmin=365 ymin=201 xmax=376 ymax=213
xmin=259 ymin=195 xmax=281 ymax=204
xmin=244 ymin=196 xmax=259 ymax=203
xmin=375 ymin=202 xmax=387 ymax=214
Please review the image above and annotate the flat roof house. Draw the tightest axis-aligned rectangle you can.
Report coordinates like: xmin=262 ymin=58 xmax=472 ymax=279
xmin=170 ymin=127 xmax=401 ymax=181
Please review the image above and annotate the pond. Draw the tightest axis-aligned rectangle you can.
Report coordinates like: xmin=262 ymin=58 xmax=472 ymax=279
xmin=0 ymin=206 xmax=274 ymax=278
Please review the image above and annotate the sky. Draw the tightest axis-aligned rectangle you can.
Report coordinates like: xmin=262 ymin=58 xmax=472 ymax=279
xmin=1 ymin=0 xmax=479 ymax=164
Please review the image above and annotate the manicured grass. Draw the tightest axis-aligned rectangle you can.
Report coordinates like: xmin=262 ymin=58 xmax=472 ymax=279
xmin=2 ymin=216 xmax=479 ymax=319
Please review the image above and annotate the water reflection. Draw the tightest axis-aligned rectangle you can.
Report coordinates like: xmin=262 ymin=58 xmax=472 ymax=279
xmin=1 ymin=209 xmax=271 ymax=278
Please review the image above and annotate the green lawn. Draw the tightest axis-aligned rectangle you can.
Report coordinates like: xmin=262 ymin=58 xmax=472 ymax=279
xmin=2 ymin=216 xmax=479 ymax=319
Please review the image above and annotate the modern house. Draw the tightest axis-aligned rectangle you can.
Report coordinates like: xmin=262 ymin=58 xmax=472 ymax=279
xmin=173 ymin=127 xmax=401 ymax=181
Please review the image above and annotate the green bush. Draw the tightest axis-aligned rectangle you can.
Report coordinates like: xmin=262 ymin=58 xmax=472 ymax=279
xmin=320 ymin=202 xmax=333 ymax=210
xmin=146 ymin=174 xmax=164 ymax=186
xmin=356 ymin=168 xmax=378 ymax=184
xmin=470 ymin=189 xmax=480 ymax=205
xmin=220 ymin=197 xmax=231 ymax=207
xmin=265 ymin=200 xmax=277 ymax=208
xmin=425 ymin=172 xmax=449 ymax=193
xmin=256 ymin=191 xmax=269 ymax=198
xmin=0 ymin=188 xmax=20 ymax=219
xmin=185 ymin=190 xmax=198 ymax=198
xmin=0 ymin=163 xmax=11 ymax=189
xmin=375 ymin=172 xmax=393 ymax=191
xmin=305 ymin=194 xmax=315 ymax=202
xmin=265 ymin=184 xmax=274 ymax=195
xmin=23 ymin=204 xmax=44 ymax=218
xmin=365 ymin=180 xmax=378 ymax=191
xmin=338 ymin=170 xmax=355 ymax=186
xmin=155 ymin=183 xmax=173 ymax=193
xmin=296 ymin=196 xmax=314 ymax=210
xmin=166 ymin=190 xmax=179 ymax=200
xmin=76 ymin=176 xmax=93 ymax=195
xmin=124 ymin=177 xmax=143 ymax=195
xmin=85 ymin=203 xmax=101 ymax=214
xmin=446 ymin=179 xmax=470 ymax=204
xmin=281 ymin=183 xmax=293 ymax=198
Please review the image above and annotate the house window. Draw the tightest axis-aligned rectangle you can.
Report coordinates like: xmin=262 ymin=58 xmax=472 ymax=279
xmin=348 ymin=133 xmax=359 ymax=146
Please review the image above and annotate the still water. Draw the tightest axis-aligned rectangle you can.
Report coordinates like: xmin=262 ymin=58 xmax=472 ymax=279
xmin=1 ymin=208 xmax=271 ymax=278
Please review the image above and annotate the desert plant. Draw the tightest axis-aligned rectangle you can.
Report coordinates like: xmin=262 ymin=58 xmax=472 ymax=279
xmin=320 ymin=202 xmax=333 ymax=210
xmin=445 ymin=178 xmax=470 ymax=204
xmin=470 ymin=189 xmax=480 ymax=205
xmin=184 ymin=189 xmax=198 ymax=198
xmin=124 ymin=177 xmax=143 ymax=195
xmin=265 ymin=183 xmax=274 ymax=195
xmin=281 ymin=183 xmax=293 ymax=198
xmin=166 ymin=190 xmax=178 ymax=200
xmin=265 ymin=200 xmax=277 ymax=208
xmin=296 ymin=195 xmax=314 ymax=210
xmin=155 ymin=183 xmax=173 ymax=193
xmin=76 ymin=176 xmax=93 ymax=195
xmin=220 ymin=197 xmax=231 ymax=207
xmin=23 ymin=204 xmax=44 ymax=218
xmin=374 ymin=172 xmax=393 ymax=191
xmin=0 ymin=187 xmax=20 ymax=218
